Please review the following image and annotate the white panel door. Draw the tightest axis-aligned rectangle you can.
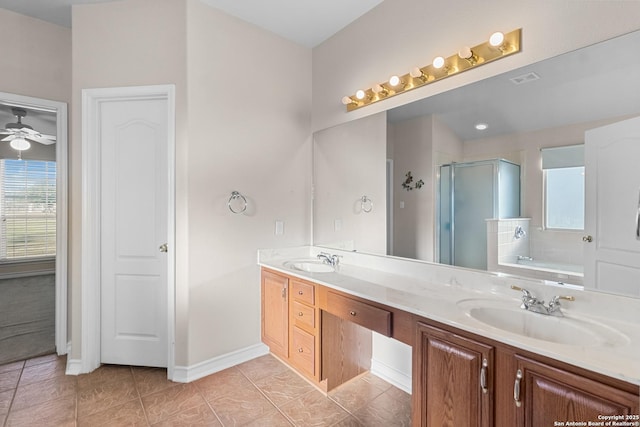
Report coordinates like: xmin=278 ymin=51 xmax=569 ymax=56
xmin=100 ymin=97 xmax=168 ymax=367
xmin=584 ymin=115 xmax=640 ymax=297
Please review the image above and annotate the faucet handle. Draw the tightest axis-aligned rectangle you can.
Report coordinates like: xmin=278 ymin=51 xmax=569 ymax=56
xmin=550 ymin=295 xmax=575 ymax=304
xmin=510 ymin=285 xmax=532 ymax=298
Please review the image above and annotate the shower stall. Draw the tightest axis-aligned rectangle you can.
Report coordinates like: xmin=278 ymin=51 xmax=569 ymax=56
xmin=438 ymin=159 xmax=521 ymax=270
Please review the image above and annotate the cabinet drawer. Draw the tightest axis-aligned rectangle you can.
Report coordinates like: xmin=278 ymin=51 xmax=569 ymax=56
xmin=326 ymin=291 xmax=391 ymax=336
xmin=292 ymin=280 xmax=315 ymax=305
xmin=291 ymin=326 xmax=315 ymax=377
xmin=293 ymin=300 xmax=315 ymax=330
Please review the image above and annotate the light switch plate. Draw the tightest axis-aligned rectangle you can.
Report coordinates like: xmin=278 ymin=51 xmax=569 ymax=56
xmin=275 ymin=220 xmax=284 ymax=235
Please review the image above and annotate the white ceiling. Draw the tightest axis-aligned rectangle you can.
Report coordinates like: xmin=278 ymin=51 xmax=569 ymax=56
xmin=0 ymin=0 xmax=383 ymax=47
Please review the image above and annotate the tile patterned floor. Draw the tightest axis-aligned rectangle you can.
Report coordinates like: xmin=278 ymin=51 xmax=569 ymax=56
xmin=0 ymin=353 xmax=411 ymax=426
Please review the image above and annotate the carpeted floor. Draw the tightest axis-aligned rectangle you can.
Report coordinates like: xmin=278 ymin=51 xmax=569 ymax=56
xmin=0 ymin=274 xmax=56 ymax=365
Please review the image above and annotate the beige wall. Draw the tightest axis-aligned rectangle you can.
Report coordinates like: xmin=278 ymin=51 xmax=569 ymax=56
xmin=312 ymin=0 xmax=640 ymax=132
xmin=71 ymin=0 xmax=311 ymax=367
xmin=313 ymin=112 xmax=386 ymax=254
xmin=185 ymin=0 xmax=311 ymax=365
xmin=389 ymin=116 xmax=434 ymax=260
xmin=0 ymin=9 xmax=71 ymax=103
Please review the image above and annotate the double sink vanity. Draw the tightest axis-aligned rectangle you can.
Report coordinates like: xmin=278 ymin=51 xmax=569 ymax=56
xmin=258 ymin=246 xmax=639 ymax=426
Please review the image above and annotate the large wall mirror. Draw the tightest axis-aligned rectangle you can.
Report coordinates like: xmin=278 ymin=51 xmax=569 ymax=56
xmin=313 ymin=29 xmax=640 ymax=290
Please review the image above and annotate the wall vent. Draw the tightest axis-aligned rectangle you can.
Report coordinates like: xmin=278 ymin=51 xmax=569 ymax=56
xmin=510 ymin=72 xmax=540 ymax=85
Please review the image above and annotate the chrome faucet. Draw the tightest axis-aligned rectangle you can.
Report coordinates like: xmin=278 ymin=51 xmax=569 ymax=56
xmin=517 ymin=255 xmax=533 ymax=261
xmin=510 ymin=285 xmax=574 ymax=317
xmin=317 ymin=252 xmax=341 ymax=267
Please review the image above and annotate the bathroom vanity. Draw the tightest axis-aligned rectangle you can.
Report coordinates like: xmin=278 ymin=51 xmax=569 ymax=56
xmin=259 ymin=247 xmax=639 ymax=427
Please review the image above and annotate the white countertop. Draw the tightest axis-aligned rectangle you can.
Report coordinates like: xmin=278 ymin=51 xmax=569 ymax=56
xmin=258 ymin=246 xmax=640 ymax=386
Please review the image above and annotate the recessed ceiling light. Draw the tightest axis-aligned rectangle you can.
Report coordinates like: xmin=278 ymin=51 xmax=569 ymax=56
xmin=475 ymin=123 xmax=488 ymax=130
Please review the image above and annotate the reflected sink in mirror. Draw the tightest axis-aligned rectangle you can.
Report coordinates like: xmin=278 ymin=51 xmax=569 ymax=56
xmin=283 ymin=259 xmax=335 ymax=273
xmin=457 ymin=299 xmax=629 ymax=347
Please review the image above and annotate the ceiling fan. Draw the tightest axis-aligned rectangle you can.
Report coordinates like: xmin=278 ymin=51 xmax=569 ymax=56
xmin=0 ymin=107 xmax=56 ymax=152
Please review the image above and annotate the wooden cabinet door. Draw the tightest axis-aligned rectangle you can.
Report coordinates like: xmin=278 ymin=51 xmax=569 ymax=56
xmin=414 ymin=322 xmax=494 ymax=427
xmin=514 ymin=355 xmax=639 ymax=427
xmin=261 ymin=270 xmax=289 ymax=359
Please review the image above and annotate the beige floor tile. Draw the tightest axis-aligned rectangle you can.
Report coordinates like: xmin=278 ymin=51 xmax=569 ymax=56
xmin=77 ymin=364 xmax=134 ymax=390
xmin=360 ymin=372 xmax=393 ymax=392
xmin=328 ymin=375 xmax=386 ymax=413
xmin=132 ymin=366 xmax=177 ymax=397
xmin=77 ymin=398 xmax=148 ymax=427
xmin=331 ymin=416 xmax=364 ymax=427
xmin=244 ymin=409 xmax=293 ymax=426
xmin=19 ymin=358 xmax=68 ymax=386
xmin=0 ymin=388 xmax=15 ymax=415
xmin=254 ymin=368 xmax=315 ymax=407
xmin=0 ymin=361 xmax=25 ymax=375
xmin=77 ymin=376 xmax=139 ymax=417
xmin=23 ymin=353 xmax=61 ymax=368
xmin=196 ymin=367 xmax=254 ymax=403
xmin=353 ymin=389 xmax=412 ymax=427
xmin=0 ymin=370 xmax=21 ymax=393
xmin=236 ymin=354 xmax=289 ymax=382
xmin=208 ymin=385 xmax=278 ymax=426
xmin=5 ymin=395 xmax=76 ymax=427
xmin=142 ymin=383 xmax=206 ymax=425
xmin=11 ymin=374 xmax=77 ymax=412
xmin=280 ymin=389 xmax=350 ymax=427
xmin=150 ymin=401 xmax=221 ymax=427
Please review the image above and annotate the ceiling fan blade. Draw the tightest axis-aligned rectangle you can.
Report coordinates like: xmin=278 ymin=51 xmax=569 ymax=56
xmin=26 ymin=136 xmax=56 ymax=145
xmin=1 ymin=135 xmax=15 ymax=142
xmin=0 ymin=130 xmax=13 ymax=135
xmin=20 ymin=127 xmax=39 ymax=135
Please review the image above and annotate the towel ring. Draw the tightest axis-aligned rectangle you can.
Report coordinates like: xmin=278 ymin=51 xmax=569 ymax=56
xmin=228 ymin=191 xmax=247 ymax=214
xmin=361 ymin=196 xmax=373 ymax=213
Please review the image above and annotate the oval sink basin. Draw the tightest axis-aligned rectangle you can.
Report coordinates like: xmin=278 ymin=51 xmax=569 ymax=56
xmin=283 ymin=260 xmax=335 ymax=273
xmin=457 ymin=299 xmax=628 ymax=347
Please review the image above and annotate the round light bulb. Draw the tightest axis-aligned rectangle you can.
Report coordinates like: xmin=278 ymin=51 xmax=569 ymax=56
xmin=389 ymin=75 xmax=401 ymax=87
xmin=475 ymin=123 xmax=489 ymax=131
xmin=355 ymin=89 xmax=366 ymax=100
xmin=409 ymin=67 xmax=423 ymax=78
xmin=458 ymin=46 xmax=472 ymax=59
xmin=341 ymin=96 xmax=354 ymax=105
xmin=432 ymin=56 xmax=445 ymax=69
xmin=489 ymin=31 xmax=505 ymax=47
xmin=10 ymin=137 xmax=30 ymax=151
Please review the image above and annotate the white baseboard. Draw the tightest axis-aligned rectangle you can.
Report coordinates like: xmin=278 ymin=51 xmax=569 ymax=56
xmin=370 ymin=358 xmax=412 ymax=394
xmin=65 ymin=358 xmax=84 ymax=376
xmin=172 ymin=343 xmax=269 ymax=383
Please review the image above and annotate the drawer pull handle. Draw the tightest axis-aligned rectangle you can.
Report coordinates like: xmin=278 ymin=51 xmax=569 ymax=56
xmin=349 ymin=310 xmax=356 ymax=316
xmin=514 ymin=369 xmax=523 ymax=407
xmin=298 ymin=312 xmax=303 ymax=317
xmin=480 ymin=358 xmax=488 ymax=394
xmin=298 ymin=348 xmax=304 ymax=353
xmin=298 ymin=291 xmax=304 ymax=295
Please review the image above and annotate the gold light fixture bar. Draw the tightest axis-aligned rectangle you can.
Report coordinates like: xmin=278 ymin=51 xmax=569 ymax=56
xmin=342 ymin=29 xmax=522 ymax=112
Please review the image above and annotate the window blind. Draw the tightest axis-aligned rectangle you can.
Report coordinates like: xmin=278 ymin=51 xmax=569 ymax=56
xmin=541 ymin=144 xmax=584 ymax=169
xmin=0 ymin=159 xmax=56 ymax=260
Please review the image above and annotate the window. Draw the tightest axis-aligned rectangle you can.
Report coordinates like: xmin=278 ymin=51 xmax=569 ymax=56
xmin=0 ymin=159 xmax=56 ymax=261
xmin=541 ymin=145 xmax=584 ymax=230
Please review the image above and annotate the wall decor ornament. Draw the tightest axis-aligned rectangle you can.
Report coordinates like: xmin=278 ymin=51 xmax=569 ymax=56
xmin=402 ymin=171 xmax=424 ymax=191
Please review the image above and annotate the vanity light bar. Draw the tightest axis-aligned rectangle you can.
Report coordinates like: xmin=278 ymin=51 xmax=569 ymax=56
xmin=342 ymin=29 xmax=522 ymax=112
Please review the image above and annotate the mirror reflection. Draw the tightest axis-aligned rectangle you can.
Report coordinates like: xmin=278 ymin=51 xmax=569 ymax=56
xmin=313 ymin=30 xmax=640 ymax=287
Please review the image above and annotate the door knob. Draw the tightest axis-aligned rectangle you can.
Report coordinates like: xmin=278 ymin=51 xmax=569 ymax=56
xmin=582 ymin=235 xmax=593 ymax=243
xmin=159 ymin=243 xmax=168 ymax=252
